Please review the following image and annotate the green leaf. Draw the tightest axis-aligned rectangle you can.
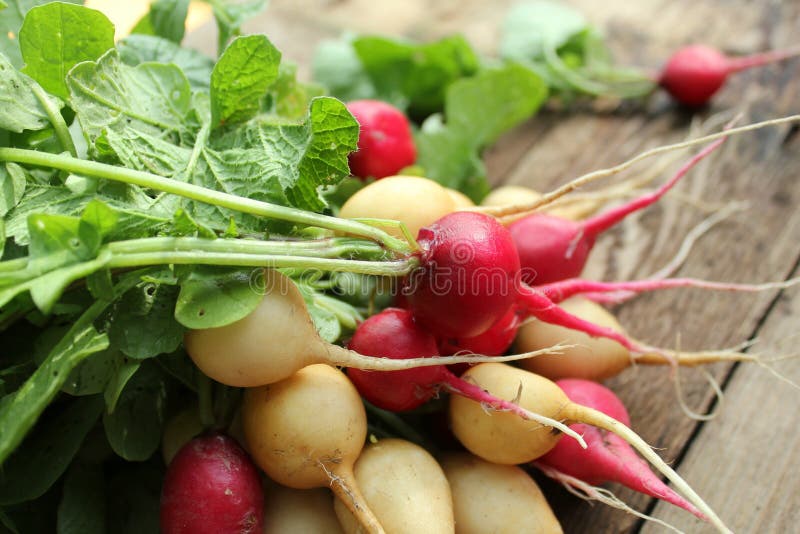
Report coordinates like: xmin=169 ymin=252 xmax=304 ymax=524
xmin=415 ymin=65 xmax=547 ymax=202
xmin=62 ymin=346 xmax=121 ymax=396
xmin=446 ymin=64 xmax=547 ymax=148
xmin=0 ymin=163 xmax=26 ymax=216
xmin=0 ymin=52 xmax=63 ymax=133
xmin=107 ymin=283 xmax=184 ymax=360
xmin=415 ymin=120 xmax=489 ymax=202
xmin=353 ymin=34 xmax=480 ymax=118
xmin=27 ymin=213 xmax=100 ymax=261
xmin=103 ymin=361 xmax=169 ymax=461
xmin=205 ymin=0 xmax=267 ymax=55
xmin=0 ymin=0 xmax=82 ymax=68
xmin=102 ymin=359 xmax=140 ymax=414
xmin=499 ymin=0 xmax=587 ymax=61
xmin=117 ymin=33 xmax=214 ymax=90
xmin=312 ymin=36 xmax=376 ymax=103
xmin=19 ymin=2 xmax=115 ymax=100
xmin=210 ymin=34 xmax=281 ymax=127
xmin=132 ymin=0 xmax=190 ymax=44
xmin=0 ymin=395 xmax=103 ymax=505
xmin=266 ymin=61 xmax=326 ymax=120
xmin=57 ymin=462 xmax=106 ymax=534
xmin=0 ymin=1 xmax=7 ymax=10
xmin=67 ymin=49 xmax=192 ymax=154
xmin=204 ymin=96 xmax=359 ymax=213
xmin=0 ymin=323 xmax=108 ymax=464
xmin=174 ymin=267 xmax=261 ymax=328
xmin=171 ymin=208 xmax=216 ymax=238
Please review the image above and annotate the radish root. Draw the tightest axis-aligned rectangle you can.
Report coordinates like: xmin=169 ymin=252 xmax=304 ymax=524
xmin=533 ymin=463 xmax=688 ymax=534
xmin=481 ymin=115 xmax=800 ymax=220
xmin=567 ymin=404 xmax=732 ymax=534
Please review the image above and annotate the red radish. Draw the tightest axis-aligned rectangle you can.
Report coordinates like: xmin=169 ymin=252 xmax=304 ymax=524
xmin=403 ymin=210 xmax=648 ymax=354
xmin=404 ymin=211 xmax=521 ymax=338
xmin=534 ymin=379 xmax=703 ymax=519
xmin=346 ymin=99 xmax=417 ymax=179
xmin=346 ymin=308 xmax=585 ymax=443
xmin=439 ymin=307 xmax=521 ymax=358
xmin=509 ymin=136 xmax=725 ymax=286
xmin=439 ymin=307 xmax=520 ymax=376
xmin=160 ymin=433 xmax=263 ymax=534
xmin=660 ymin=44 xmax=800 ymax=107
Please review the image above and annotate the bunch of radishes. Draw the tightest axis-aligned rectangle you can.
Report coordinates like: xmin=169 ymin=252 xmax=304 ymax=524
xmin=158 ymin=50 xmax=799 ymax=530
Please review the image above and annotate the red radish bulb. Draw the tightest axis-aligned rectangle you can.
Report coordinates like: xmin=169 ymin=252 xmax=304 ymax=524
xmin=347 ymin=307 xmax=441 ymax=412
xmin=510 ymin=136 xmax=726 ymax=286
xmin=347 ymin=99 xmax=417 ymax=179
xmin=405 ymin=211 xmax=520 ymax=338
xmin=535 ymin=379 xmax=703 ymax=518
xmin=660 ymin=44 xmax=800 ymax=106
xmin=160 ymin=433 xmax=264 ymax=534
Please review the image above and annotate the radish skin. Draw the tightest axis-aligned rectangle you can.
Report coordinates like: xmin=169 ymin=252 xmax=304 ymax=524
xmin=536 ymin=379 xmax=703 ymax=519
xmin=659 ymin=44 xmax=800 ymax=106
xmin=448 ymin=363 xmax=731 ymax=533
xmin=160 ymin=433 xmax=264 ymax=534
xmin=440 ymin=452 xmax=562 ymax=534
xmin=242 ymin=364 xmax=384 ymax=534
xmin=334 ymin=439 xmax=455 ymax=534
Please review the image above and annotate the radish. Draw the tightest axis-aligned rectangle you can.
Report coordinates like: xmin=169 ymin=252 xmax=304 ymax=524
xmin=446 ymin=187 xmax=475 ymax=209
xmin=242 ymin=364 xmax=384 ymax=534
xmin=448 ymin=363 xmax=731 ymax=533
xmin=534 ymin=379 xmax=703 ymax=519
xmin=184 ymin=269 xmax=546 ymax=388
xmin=509 ymin=136 xmax=725 ymax=286
xmin=346 ymin=100 xmax=417 ymax=179
xmin=515 ymin=296 xmax=763 ymax=382
xmin=339 ymin=175 xmax=456 ymax=239
xmin=439 ymin=307 xmax=520 ymax=358
xmin=440 ymin=451 xmax=562 ymax=534
xmin=160 ymin=433 xmax=264 ymax=534
xmin=403 ymin=210 xmax=651 ymax=357
xmin=346 ymin=308 xmax=584 ymax=443
xmin=334 ymin=439 xmax=455 ymax=534
xmin=659 ymin=44 xmax=800 ymax=107
xmin=262 ymin=479 xmax=344 ymax=533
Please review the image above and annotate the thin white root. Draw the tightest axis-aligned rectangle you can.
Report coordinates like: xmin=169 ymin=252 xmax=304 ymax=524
xmin=481 ymin=114 xmax=800 ymax=219
xmin=534 ymin=463 xmax=687 ymax=534
xmin=672 ymin=364 xmax=725 ymax=422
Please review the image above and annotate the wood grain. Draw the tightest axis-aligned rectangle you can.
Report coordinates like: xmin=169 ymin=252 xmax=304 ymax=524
xmin=181 ymin=1 xmax=800 ymax=532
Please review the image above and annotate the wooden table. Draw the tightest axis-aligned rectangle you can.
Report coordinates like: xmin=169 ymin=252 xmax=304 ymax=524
xmin=182 ymin=1 xmax=800 ymax=532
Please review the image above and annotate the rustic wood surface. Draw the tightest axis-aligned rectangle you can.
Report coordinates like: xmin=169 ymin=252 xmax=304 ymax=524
xmin=182 ymin=1 xmax=800 ymax=532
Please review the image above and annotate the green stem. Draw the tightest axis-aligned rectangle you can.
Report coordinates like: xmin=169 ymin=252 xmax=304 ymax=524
xmin=197 ymin=373 xmax=215 ymax=428
xmin=30 ymin=85 xmax=77 ymax=157
xmin=106 ymin=236 xmax=388 ymax=260
xmin=107 ymin=250 xmax=416 ymax=276
xmin=0 ymin=148 xmax=411 ymax=254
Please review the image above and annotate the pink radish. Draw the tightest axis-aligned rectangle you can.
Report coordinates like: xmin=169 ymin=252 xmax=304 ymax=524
xmin=160 ymin=433 xmax=264 ymax=534
xmin=438 ymin=307 xmax=521 ymax=358
xmin=509 ymin=136 xmax=725 ymax=286
xmin=403 ymin=210 xmax=651 ymax=355
xmin=659 ymin=44 xmax=800 ymax=107
xmin=346 ymin=308 xmax=585 ymax=443
xmin=533 ymin=379 xmax=703 ymax=519
xmin=346 ymin=100 xmax=417 ymax=179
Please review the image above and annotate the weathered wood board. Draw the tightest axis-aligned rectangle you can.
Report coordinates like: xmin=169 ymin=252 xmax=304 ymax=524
xmin=182 ymin=1 xmax=800 ymax=532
